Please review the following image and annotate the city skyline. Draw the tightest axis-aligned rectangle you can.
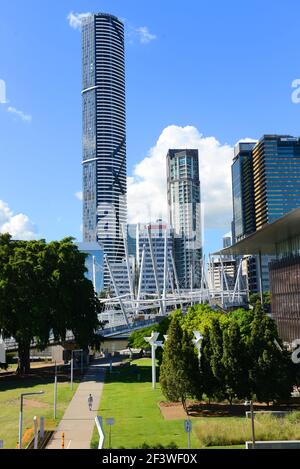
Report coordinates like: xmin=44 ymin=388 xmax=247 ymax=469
xmin=0 ymin=0 xmax=300 ymax=258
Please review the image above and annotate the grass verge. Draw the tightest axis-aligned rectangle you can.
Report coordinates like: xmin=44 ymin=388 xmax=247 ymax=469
xmin=0 ymin=369 xmax=79 ymax=448
xmin=194 ymin=412 xmax=300 ymax=447
xmin=90 ymin=358 xmax=198 ymax=449
xmin=90 ymin=358 xmax=300 ymax=450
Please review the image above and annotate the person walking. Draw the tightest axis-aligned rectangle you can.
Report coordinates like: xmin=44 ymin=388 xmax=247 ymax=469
xmin=88 ymin=393 xmax=93 ymax=411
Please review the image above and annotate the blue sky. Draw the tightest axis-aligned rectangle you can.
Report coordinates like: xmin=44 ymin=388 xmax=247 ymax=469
xmin=0 ymin=0 xmax=299 ymax=257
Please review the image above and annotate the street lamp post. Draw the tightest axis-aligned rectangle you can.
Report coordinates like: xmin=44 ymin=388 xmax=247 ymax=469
xmin=192 ymin=331 xmax=203 ymax=362
xmin=54 ymin=361 xmax=57 ymax=419
xmin=144 ymin=332 xmax=163 ymax=389
xmin=70 ymin=356 xmax=73 ymax=390
xmin=71 ymin=349 xmax=84 ymax=390
xmin=250 ymin=400 xmax=255 ymax=449
xmin=245 ymin=400 xmax=255 ymax=449
xmin=19 ymin=391 xmax=45 ymax=449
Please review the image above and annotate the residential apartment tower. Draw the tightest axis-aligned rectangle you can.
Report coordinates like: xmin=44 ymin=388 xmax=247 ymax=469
xmin=167 ymin=149 xmax=202 ymax=289
xmin=82 ymin=13 xmax=127 ymax=279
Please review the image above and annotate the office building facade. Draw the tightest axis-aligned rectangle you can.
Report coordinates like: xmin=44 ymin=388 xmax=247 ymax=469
xmin=253 ymin=135 xmax=300 ymax=230
xmin=76 ymin=242 xmax=104 ymax=293
xmin=167 ymin=149 xmax=202 ymax=289
xmin=220 ymin=207 xmax=300 ymax=343
xmin=109 ymin=257 xmax=136 ymax=296
xmin=208 ymin=258 xmax=236 ymax=291
xmin=82 ymin=13 xmax=127 ymax=280
xmin=127 ymin=224 xmax=137 ymax=257
xmin=136 ymin=221 xmax=174 ymax=295
xmin=231 ymin=137 xmax=300 ymax=294
xmin=232 ymin=142 xmax=257 ymax=242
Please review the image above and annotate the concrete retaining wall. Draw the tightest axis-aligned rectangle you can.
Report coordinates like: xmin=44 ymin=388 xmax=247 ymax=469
xmin=245 ymin=411 xmax=291 ymax=418
xmin=246 ymin=440 xmax=300 ymax=449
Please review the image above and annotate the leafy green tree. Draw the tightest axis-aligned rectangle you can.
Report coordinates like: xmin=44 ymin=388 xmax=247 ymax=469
xmin=158 ymin=302 xmax=296 ymax=406
xmin=249 ymin=292 xmax=271 ymax=309
xmin=128 ymin=316 xmax=171 ymax=364
xmin=128 ymin=325 xmax=158 ymax=351
xmin=199 ymin=326 xmax=219 ymax=402
xmin=129 ymin=317 xmax=172 ymax=347
xmin=0 ymin=235 xmax=101 ymax=374
xmin=208 ymin=317 xmax=226 ymax=400
xmin=221 ymin=320 xmax=251 ymax=403
xmin=160 ymin=315 xmax=201 ymax=414
xmin=248 ymin=303 xmax=294 ymax=403
xmin=182 ymin=304 xmax=223 ymax=336
xmin=226 ymin=308 xmax=254 ymax=340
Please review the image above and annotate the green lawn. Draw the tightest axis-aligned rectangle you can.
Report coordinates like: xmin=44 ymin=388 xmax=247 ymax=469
xmin=205 ymin=445 xmax=245 ymax=449
xmin=194 ymin=412 xmax=300 ymax=447
xmin=90 ymin=358 xmax=199 ymax=449
xmin=0 ymin=370 xmax=79 ymax=449
xmin=90 ymin=358 xmax=300 ymax=450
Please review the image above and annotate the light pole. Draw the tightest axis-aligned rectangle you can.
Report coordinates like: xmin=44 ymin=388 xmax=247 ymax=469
xmin=70 ymin=355 xmax=73 ymax=390
xmin=192 ymin=331 xmax=203 ymax=362
xmin=19 ymin=391 xmax=44 ymax=449
xmin=163 ymin=335 xmax=168 ymax=347
xmin=54 ymin=361 xmax=57 ymax=419
xmin=144 ymin=332 xmax=163 ymax=389
xmin=71 ymin=349 xmax=84 ymax=390
xmin=245 ymin=400 xmax=255 ymax=449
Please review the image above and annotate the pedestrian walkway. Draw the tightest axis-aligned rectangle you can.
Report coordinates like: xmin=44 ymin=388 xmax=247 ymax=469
xmin=46 ymin=358 xmax=121 ymax=449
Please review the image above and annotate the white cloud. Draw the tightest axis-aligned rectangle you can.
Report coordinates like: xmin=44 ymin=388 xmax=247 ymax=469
xmin=135 ymin=26 xmax=157 ymax=44
xmin=0 ymin=79 xmax=7 ymax=104
xmin=237 ymin=138 xmax=257 ymax=143
xmin=128 ymin=125 xmax=254 ymax=230
xmin=75 ymin=191 xmax=83 ymax=201
xmin=7 ymin=106 xmax=32 ymax=123
xmin=0 ymin=200 xmax=37 ymax=240
xmin=67 ymin=11 xmax=91 ymax=30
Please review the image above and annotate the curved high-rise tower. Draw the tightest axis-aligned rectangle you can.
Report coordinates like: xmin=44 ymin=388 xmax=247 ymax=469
xmin=82 ymin=13 xmax=127 ymax=283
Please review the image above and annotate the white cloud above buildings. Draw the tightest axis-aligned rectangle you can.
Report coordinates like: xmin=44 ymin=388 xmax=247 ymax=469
xmin=126 ymin=24 xmax=157 ymax=45
xmin=135 ymin=26 xmax=157 ymax=44
xmin=67 ymin=13 xmax=157 ymax=46
xmin=0 ymin=79 xmax=7 ymax=104
xmin=0 ymin=200 xmax=37 ymax=240
xmin=76 ymin=125 xmax=255 ymax=231
xmin=67 ymin=12 xmax=91 ymax=30
xmin=75 ymin=191 xmax=83 ymax=201
xmin=7 ymin=106 xmax=32 ymax=123
xmin=128 ymin=125 xmax=238 ymax=230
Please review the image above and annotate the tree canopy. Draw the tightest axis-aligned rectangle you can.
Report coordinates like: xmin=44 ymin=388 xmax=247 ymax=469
xmin=158 ymin=303 xmax=296 ymax=406
xmin=159 ymin=314 xmax=201 ymax=413
xmin=0 ymin=234 xmax=101 ymax=374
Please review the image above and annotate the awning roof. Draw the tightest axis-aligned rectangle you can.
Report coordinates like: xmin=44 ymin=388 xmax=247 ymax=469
xmin=214 ymin=206 xmax=300 ymax=256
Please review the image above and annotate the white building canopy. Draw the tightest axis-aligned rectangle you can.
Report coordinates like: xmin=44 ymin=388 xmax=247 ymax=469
xmin=214 ymin=206 xmax=300 ymax=256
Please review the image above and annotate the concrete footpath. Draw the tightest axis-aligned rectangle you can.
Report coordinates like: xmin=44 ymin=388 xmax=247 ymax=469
xmin=46 ymin=358 xmax=121 ymax=449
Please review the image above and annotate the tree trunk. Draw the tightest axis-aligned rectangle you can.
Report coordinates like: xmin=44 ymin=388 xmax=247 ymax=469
xmin=182 ymin=396 xmax=189 ymax=415
xmin=16 ymin=341 xmax=31 ymax=375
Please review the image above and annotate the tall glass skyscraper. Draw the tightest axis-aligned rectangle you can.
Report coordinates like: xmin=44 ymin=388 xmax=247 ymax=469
xmin=167 ymin=149 xmax=202 ymax=289
xmin=82 ymin=13 xmax=127 ymax=276
xmin=253 ymin=135 xmax=300 ymax=230
xmin=231 ymin=136 xmax=300 ymax=294
xmin=232 ymin=142 xmax=257 ymax=242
